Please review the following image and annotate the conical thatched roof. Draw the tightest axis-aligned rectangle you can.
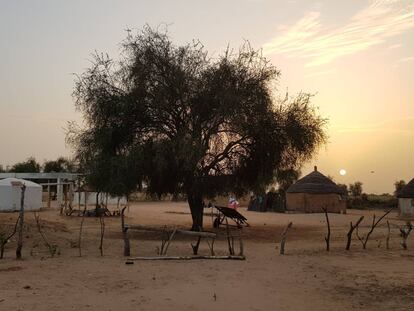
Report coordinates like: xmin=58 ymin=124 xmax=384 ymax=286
xmin=397 ymin=178 xmax=414 ymax=198
xmin=286 ymin=167 xmax=344 ymax=195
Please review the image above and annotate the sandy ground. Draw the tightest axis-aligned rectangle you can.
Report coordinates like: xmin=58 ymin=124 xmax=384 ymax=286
xmin=0 ymin=202 xmax=413 ymax=311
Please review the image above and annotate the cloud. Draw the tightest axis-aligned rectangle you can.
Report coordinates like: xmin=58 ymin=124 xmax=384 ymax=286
xmin=263 ymin=0 xmax=414 ymax=67
xmin=304 ymin=68 xmax=335 ymax=78
xmin=398 ymin=56 xmax=414 ymax=62
xmin=388 ymin=43 xmax=402 ymax=49
xmin=332 ymin=118 xmax=414 ymax=135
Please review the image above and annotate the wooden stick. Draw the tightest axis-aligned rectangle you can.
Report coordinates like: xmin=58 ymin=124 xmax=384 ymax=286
xmin=16 ymin=185 xmax=26 ymax=259
xmin=239 ymin=233 xmax=244 ymax=256
xmin=78 ymin=192 xmax=88 ymax=257
xmin=386 ymin=220 xmax=391 ymax=250
xmin=225 ymin=217 xmax=234 ymax=255
xmin=127 ymin=255 xmax=246 ymax=261
xmin=125 ymin=224 xmax=216 ymax=238
xmin=99 ymin=215 xmax=105 ymax=256
xmin=280 ymin=222 xmax=293 ymax=255
xmin=34 ymin=213 xmax=58 ymax=257
xmin=361 ymin=209 xmax=393 ymax=249
xmin=323 ymin=208 xmax=330 ymax=251
xmin=206 ymin=238 xmax=215 ymax=256
xmin=0 ymin=215 xmax=20 ymax=259
xmin=121 ymin=207 xmax=130 ymax=256
xmin=162 ymin=228 xmax=177 ymax=256
xmin=159 ymin=226 xmax=168 ymax=255
xmin=191 ymin=236 xmax=202 ymax=255
xmin=346 ymin=216 xmax=364 ymax=250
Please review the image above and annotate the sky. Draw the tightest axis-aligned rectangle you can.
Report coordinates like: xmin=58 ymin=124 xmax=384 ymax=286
xmin=0 ymin=0 xmax=413 ymax=193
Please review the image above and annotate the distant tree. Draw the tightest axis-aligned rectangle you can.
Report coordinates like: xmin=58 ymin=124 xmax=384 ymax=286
xmin=68 ymin=27 xmax=327 ymax=230
xmin=276 ymin=168 xmax=301 ymax=192
xmin=0 ymin=165 xmax=5 ymax=173
xmin=43 ymin=157 xmax=75 ymax=173
xmin=349 ymin=182 xmax=363 ymax=197
xmin=337 ymin=183 xmax=348 ymax=196
xmin=9 ymin=157 xmax=41 ymax=173
xmin=394 ymin=180 xmax=406 ymax=196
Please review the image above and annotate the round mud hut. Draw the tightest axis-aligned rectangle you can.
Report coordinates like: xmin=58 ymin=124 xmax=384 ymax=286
xmin=397 ymin=178 xmax=414 ymax=218
xmin=0 ymin=178 xmax=42 ymax=212
xmin=286 ymin=167 xmax=346 ymax=214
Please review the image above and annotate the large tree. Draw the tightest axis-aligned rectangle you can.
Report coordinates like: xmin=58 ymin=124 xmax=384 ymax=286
xmin=69 ymin=27 xmax=327 ymax=230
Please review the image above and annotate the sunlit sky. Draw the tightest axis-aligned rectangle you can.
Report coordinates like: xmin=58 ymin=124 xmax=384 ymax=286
xmin=1 ymin=0 xmax=413 ymax=193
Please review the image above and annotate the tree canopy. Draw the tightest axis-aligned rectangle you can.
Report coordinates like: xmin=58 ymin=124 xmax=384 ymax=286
xmin=349 ymin=182 xmax=363 ymax=197
xmin=43 ymin=157 xmax=75 ymax=173
xmin=9 ymin=157 xmax=41 ymax=173
xmin=68 ymin=27 xmax=327 ymax=230
xmin=394 ymin=180 xmax=406 ymax=196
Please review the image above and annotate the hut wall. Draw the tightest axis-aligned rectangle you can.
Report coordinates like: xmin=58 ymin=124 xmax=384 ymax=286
xmin=399 ymin=198 xmax=414 ymax=217
xmin=286 ymin=193 xmax=346 ymax=214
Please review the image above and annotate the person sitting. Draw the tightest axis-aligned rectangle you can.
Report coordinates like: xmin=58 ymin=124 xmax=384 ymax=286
xmin=228 ymin=196 xmax=239 ymax=209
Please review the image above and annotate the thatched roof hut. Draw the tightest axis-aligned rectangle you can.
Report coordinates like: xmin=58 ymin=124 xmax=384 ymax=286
xmin=397 ymin=178 xmax=414 ymax=198
xmin=287 ymin=168 xmax=344 ymax=195
xmin=397 ymin=178 xmax=414 ymax=217
xmin=286 ymin=167 xmax=346 ymax=213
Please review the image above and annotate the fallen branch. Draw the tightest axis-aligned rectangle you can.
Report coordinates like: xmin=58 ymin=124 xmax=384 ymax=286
xmin=280 ymin=222 xmax=293 ymax=255
xmin=126 ymin=255 xmax=246 ymax=261
xmin=345 ymin=216 xmax=364 ymax=250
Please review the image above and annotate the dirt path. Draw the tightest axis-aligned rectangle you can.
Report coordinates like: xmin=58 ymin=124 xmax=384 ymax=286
xmin=0 ymin=202 xmax=413 ymax=310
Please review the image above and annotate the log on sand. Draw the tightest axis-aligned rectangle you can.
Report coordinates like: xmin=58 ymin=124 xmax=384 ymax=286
xmin=126 ymin=255 xmax=246 ymax=261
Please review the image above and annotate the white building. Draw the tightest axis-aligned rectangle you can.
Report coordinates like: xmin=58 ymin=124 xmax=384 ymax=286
xmin=398 ymin=178 xmax=414 ymax=218
xmin=73 ymin=191 xmax=127 ymax=207
xmin=0 ymin=178 xmax=42 ymax=212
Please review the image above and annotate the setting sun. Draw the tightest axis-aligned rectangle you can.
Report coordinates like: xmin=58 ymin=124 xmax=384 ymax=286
xmin=339 ymin=169 xmax=347 ymax=176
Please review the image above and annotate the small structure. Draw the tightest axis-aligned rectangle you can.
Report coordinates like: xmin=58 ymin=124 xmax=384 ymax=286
xmin=0 ymin=178 xmax=42 ymax=212
xmin=286 ymin=166 xmax=346 ymax=214
xmin=0 ymin=172 xmax=78 ymax=209
xmin=397 ymin=178 xmax=414 ymax=218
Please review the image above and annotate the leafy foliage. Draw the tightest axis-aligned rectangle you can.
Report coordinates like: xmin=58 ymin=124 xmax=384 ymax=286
xmin=337 ymin=183 xmax=348 ymax=196
xmin=394 ymin=180 xmax=406 ymax=196
xmin=68 ymin=27 xmax=327 ymax=229
xmin=43 ymin=157 xmax=75 ymax=173
xmin=9 ymin=157 xmax=41 ymax=173
xmin=349 ymin=181 xmax=363 ymax=197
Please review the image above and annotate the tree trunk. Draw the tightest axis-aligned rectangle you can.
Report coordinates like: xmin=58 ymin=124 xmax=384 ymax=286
xmin=188 ymin=192 xmax=204 ymax=231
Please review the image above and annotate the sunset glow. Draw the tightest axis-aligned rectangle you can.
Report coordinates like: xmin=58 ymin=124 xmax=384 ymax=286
xmin=0 ymin=0 xmax=413 ymax=193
